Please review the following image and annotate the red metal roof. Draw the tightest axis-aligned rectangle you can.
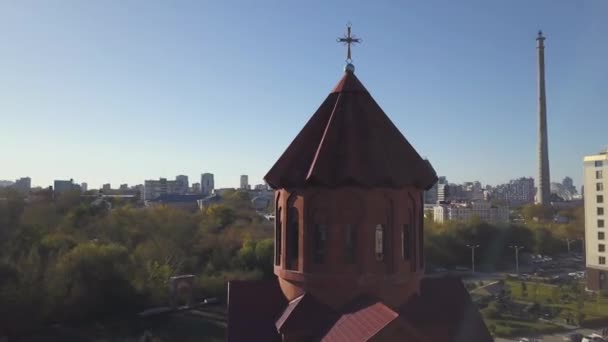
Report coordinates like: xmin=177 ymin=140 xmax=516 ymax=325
xmin=227 ymin=277 xmax=492 ymax=342
xmin=264 ymin=70 xmax=437 ymax=190
xmin=399 ymin=276 xmax=493 ymax=342
xmin=275 ymin=293 xmax=335 ymax=334
xmin=319 ymin=296 xmax=398 ymax=342
xmin=227 ymin=279 xmax=286 ymax=342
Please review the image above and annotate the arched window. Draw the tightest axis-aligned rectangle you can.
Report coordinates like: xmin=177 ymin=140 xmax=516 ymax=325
xmin=408 ymin=192 xmax=417 ymax=272
xmin=402 ymin=223 xmax=409 ymax=260
xmin=345 ymin=224 xmax=356 ymax=263
xmin=313 ymin=224 xmax=327 ymax=263
xmin=274 ymin=194 xmax=281 ymax=266
xmin=375 ymin=224 xmax=385 ymax=261
xmin=419 ymin=193 xmax=424 ymax=269
xmin=286 ymin=194 xmax=299 ymax=270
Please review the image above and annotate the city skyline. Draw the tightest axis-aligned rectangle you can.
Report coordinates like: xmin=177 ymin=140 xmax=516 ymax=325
xmin=2 ymin=1 xmax=608 ymax=189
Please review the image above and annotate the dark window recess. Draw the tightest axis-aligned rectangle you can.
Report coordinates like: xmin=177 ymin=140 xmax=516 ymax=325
xmin=599 ymin=207 xmax=605 ymax=216
xmin=419 ymin=193 xmax=424 ymax=269
xmin=600 ymin=244 xmax=606 ymax=253
xmin=599 ymin=232 xmax=605 ymax=240
xmin=598 ymin=195 xmax=604 ymax=204
xmin=313 ymin=224 xmax=328 ymax=263
xmin=599 ymin=219 xmax=605 ymax=228
xmin=275 ymin=206 xmax=282 ymax=265
xmin=402 ymin=224 xmax=410 ymax=260
xmin=286 ymin=206 xmax=299 ymax=270
xmin=375 ymin=224 xmax=385 ymax=261
xmin=345 ymin=224 xmax=356 ymax=263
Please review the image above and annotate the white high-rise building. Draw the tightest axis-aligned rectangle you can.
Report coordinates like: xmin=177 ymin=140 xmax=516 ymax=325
xmin=240 ymin=175 xmax=249 ymax=190
xmin=201 ymin=173 xmax=215 ymax=196
xmin=584 ymin=149 xmax=608 ymax=291
xmin=81 ymin=182 xmax=88 ymax=193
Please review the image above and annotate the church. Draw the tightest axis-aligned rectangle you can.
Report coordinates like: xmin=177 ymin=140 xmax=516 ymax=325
xmin=227 ymin=26 xmax=492 ymax=342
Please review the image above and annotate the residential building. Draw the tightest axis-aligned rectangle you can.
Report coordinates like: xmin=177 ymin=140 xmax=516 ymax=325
xmin=433 ymin=200 xmax=509 ymax=224
xmin=492 ymin=177 xmax=535 ymax=205
xmin=191 ymin=182 xmax=201 ymax=193
xmin=13 ymin=177 xmax=31 ymax=195
xmin=175 ymin=175 xmax=189 ymax=194
xmin=240 ymin=175 xmax=249 ymax=190
xmin=437 ymin=183 xmax=449 ymax=203
xmin=254 ymin=183 xmax=269 ymax=191
xmin=143 ymin=176 xmax=184 ymax=201
xmin=227 ymin=38 xmax=491 ymax=341
xmin=584 ymin=149 xmax=608 ymax=291
xmin=53 ymin=179 xmax=77 ymax=198
xmin=102 ymin=183 xmax=111 ymax=191
xmin=119 ymin=184 xmax=129 ymax=190
xmin=201 ymin=173 xmax=215 ymax=196
xmin=81 ymin=182 xmax=88 ymax=193
xmin=424 ymin=176 xmax=446 ymax=204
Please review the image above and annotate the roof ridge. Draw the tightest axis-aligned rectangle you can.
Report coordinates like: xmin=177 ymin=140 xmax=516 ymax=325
xmin=306 ymin=92 xmax=344 ymax=182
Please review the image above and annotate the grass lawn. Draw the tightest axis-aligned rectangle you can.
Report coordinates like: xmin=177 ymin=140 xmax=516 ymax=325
xmin=485 ymin=317 xmax=560 ymax=337
xmin=479 ymin=280 xmax=608 ymax=337
xmin=505 ymin=280 xmax=608 ymax=321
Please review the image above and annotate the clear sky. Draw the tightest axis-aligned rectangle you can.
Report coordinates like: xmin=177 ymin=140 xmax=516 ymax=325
xmin=1 ymin=1 xmax=607 ymax=190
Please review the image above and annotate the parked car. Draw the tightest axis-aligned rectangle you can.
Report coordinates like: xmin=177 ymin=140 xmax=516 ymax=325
xmin=454 ymin=266 xmax=470 ymax=272
xmin=563 ymin=333 xmax=583 ymax=342
xmin=582 ymin=333 xmax=606 ymax=342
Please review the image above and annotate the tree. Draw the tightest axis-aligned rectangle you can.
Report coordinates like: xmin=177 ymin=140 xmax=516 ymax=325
xmin=205 ymin=204 xmax=236 ymax=228
xmin=522 ymin=204 xmax=553 ymax=223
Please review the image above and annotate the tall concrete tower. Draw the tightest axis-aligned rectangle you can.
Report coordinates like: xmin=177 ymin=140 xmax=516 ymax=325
xmin=536 ymin=30 xmax=551 ymax=205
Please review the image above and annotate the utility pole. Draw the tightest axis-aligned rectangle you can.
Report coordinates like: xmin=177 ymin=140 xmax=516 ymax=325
xmin=509 ymin=245 xmax=525 ymax=275
xmin=466 ymin=244 xmax=480 ymax=274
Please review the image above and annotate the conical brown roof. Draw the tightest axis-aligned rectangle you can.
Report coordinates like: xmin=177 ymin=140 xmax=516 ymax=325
xmin=264 ymin=70 xmax=437 ymax=190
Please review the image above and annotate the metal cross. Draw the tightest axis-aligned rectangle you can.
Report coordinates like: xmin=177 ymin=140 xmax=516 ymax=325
xmin=337 ymin=23 xmax=361 ymax=63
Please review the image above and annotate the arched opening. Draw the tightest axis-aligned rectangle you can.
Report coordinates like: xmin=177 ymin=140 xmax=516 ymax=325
xmin=313 ymin=224 xmax=327 ymax=263
xmin=419 ymin=193 xmax=424 ymax=269
xmin=274 ymin=194 xmax=281 ymax=266
xmin=286 ymin=194 xmax=299 ymax=271
xmin=408 ymin=192 xmax=417 ymax=272
xmin=375 ymin=224 xmax=385 ymax=261
xmin=345 ymin=224 xmax=356 ymax=263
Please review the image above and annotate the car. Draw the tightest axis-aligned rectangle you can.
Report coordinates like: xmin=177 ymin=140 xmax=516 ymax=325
xmin=563 ymin=333 xmax=583 ymax=342
xmin=520 ymin=274 xmax=532 ymax=280
xmin=454 ymin=266 xmax=470 ymax=272
xmin=434 ymin=267 xmax=448 ymax=273
xmin=581 ymin=334 xmax=605 ymax=342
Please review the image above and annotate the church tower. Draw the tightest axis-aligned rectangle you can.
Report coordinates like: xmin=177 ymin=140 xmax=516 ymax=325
xmin=264 ymin=27 xmax=437 ymax=310
xmin=227 ymin=25 xmax=492 ymax=342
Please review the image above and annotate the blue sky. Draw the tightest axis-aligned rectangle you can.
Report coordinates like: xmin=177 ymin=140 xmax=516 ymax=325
xmin=1 ymin=1 xmax=607 ymax=189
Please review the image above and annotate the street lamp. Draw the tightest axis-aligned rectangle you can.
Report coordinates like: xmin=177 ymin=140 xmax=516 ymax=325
xmin=466 ymin=244 xmax=480 ymax=274
xmin=565 ymin=238 xmax=579 ymax=254
xmin=509 ymin=245 xmax=525 ymax=275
